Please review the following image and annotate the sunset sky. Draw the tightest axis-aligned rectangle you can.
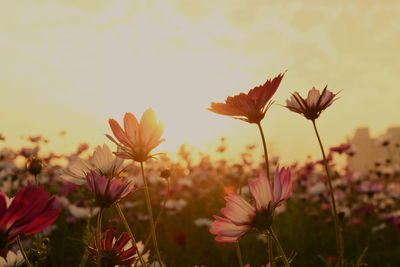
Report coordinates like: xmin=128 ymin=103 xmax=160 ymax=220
xmin=1 ymin=0 xmax=399 ymax=163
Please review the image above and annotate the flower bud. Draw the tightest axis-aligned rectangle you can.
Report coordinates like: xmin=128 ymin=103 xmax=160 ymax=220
xmin=160 ymin=169 xmax=171 ymax=179
xmin=26 ymin=157 xmax=43 ymax=175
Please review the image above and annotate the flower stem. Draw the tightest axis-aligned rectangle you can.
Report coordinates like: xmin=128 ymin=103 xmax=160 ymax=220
xmin=144 ymin=179 xmax=170 ymax=251
xmin=312 ymin=120 xmax=344 ymax=267
xmin=257 ymin=122 xmax=270 ymax=179
xmin=269 ymin=228 xmax=290 ymax=267
xmin=268 ymin=236 xmax=274 ymax=267
xmin=115 ymin=203 xmax=147 ymax=267
xmin=34 ymin=174 xmax=39 ymax=186
xmin=79 ymin=209 xmax=94 ymax=267
xmin=235 ymin=241 xmax=244 ymax=267
xmin=17 ymin=236 xmax=32 ymax=267
xmin=140 ymin=161 xmax=163 ymax=266
xmin=97 ymin=208 xmax=103 ymax=267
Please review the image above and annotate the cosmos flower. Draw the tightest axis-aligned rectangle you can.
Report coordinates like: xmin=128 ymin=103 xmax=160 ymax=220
xmin=86 ymin=171 xmax=134 ymax=208
xmin=285 ymin=86 xmax=339 ymax=121
xmin=0 ymin=184 xmax=61 ymax=255
xmin=88 ymin=229 xmax=137 ymax=266
xmin=210 ymin=167 xmax=292 ymax=242
xmin=208 ymin=72 xmax=285 ymax=124
xmin=107 ymin=108 xmax=165 ymax=162
xmin=60 ymin=144 xmax=124 ymax=185
xmin=330 ymin=143 xmax=351 ymax=154
xmin=0 ymin=250 xmax=24 ymax=267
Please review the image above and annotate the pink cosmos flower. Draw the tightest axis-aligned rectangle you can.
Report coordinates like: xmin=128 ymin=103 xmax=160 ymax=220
xmin=0 ymin=184 xmax=61 ymax=255
xmin=88 ymin=228 xmax=137 ymax=266
xmin=86 ymin=171 xmax=134 ymax=208
xmin=107 ymin=108 xmax=165 ymax=162
xmin=285 ymin=86 xmax=340 ymax=121
xmin=209 ymin=73 xmax=285 ymax=124
xmin=210 ymin=167 xmax=292 ymax=242
xmin=330 ymin=143 xmax=351 ymax=154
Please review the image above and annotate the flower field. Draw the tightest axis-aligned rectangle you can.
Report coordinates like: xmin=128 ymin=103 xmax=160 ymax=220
xmin=0 ymin=78 xmax=399 ymax=267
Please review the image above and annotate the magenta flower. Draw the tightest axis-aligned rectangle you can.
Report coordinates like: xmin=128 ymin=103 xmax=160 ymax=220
xmin=0 ymin=184 xmax=61 ymax=255
xmin=210 ymin=167 xmax=292 ymax=242
xmin=285 ymin=86 xmax=340 ymax=121
xmin=330 ymin=143 xmax=351 ymax=154
xmin=88 ymin=228 xmax=137 ymax=266
xmin=209 ymin=73 xmax=285 ymax=124
xmin=107 ymin=108 xmax=165 ymax=162
xmin=86 ymin=171 xmax=134 ymax=208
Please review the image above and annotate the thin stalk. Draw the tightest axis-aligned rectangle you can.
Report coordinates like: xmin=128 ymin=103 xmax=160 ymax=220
xmin=115 ymin=203 xmax=147 ymax=267
xmin=140 ymin=162 xmax=162 ymax=266
xmin=17 ymin=236 xmax=32 ymax=267
xmin=268 ymin=236 xmax=274 ymax=267
xmin=97 ymin=208 xmax=103 ymax=267
xmin=235 ymin=241 xmax=244 ymax=267
xmin=269 ymin=228 xmax=290 ymax=267
xmin=257 ymin=122 xmax=270 ymax=179
xmin=312 ymin=120 xmax=344 ymax=267
xmin=34 ymin=174 xmax=38 ymax=186
xmin=144 ymin=179 xmax=170 ymax=251
xmin=79 ymin=209 xmax=94 ymax=267
xmin=257 ymin=121 xmax=273 ymax=266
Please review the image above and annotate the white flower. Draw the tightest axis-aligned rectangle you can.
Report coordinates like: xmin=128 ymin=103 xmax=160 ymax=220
xmin=0 ymin=250 xmax=24 ymax=267
xmin=165 ymin=199 xmax=187 ymax=214
xmin=308 ymin=181 xmax=326 ymax=195
xmin=194 ymin=218 xmax=213 ymax=228
xmin=60 ymin=144 xmax=124 ymax=185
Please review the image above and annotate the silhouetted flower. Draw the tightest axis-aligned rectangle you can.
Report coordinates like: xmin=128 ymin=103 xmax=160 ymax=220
xmin=86 ymin=171 xmax=134 ymax=208
xmin=285 ymin=86 xmax=339 ymax=121
xmin=88 ymin=229 xmax=137 ymax=266
xmin=0 ymin=184 xmax=61 ymax=255
xmin=107 ymin=108 xmax=165 ymax=162
xmin=209 ymin=73 xmax=285 ymax=123
xmin=210 ymin=167 xmax=292 ymax=242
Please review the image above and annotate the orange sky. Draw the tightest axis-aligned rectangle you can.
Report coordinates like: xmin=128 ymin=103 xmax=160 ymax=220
xmin=1 ymin=0 xmax=399 ymax=164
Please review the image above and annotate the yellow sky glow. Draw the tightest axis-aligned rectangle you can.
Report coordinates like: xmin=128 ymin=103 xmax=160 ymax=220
xmin=1 ymin=0 xmax=399 ymax=164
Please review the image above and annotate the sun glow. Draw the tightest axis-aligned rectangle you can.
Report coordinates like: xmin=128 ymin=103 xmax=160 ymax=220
xmin=1 ymin=0 xmax=399 ymax=163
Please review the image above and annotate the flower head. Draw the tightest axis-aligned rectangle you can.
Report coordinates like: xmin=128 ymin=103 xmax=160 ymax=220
xmin=86 ymin=171 xmax=134 ymax=208
xmin=107 ymin=108 xmax=165 ymax=162
xmin=88 ymin=229 xmax=137 ymax=266
xmin=210 ymin=167 xmax=292 ymax=242
xmin=60 ymin=144 xmax=124 ymax=185
xmin=209 ymin=72 xmax=285 ymax=124
xmin=0 ymin=184 xmax=61 ymax=255
xmin=0 ymin=250 xmax=24 ymax=267
xmin=285 ymin=86 xmax=339 ymax=121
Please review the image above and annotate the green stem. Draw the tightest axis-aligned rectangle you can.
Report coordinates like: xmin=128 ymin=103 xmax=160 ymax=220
xmin=312 ymin=120 xmax=344 ymax=267
xmin=97 ymin=208 xmax=103 ymax=267
xmin=257 ymin=122 xmax=270 ymax=179
xmin=144 ymin=179 xmax=170 ymax=251
xmin=235 ymin=241 xmax=244 ymax=267
xmin=115 ymin=203 xmax=147 ymax=267
xmin=269 ymin=228 xmax=290 ymax=267
xmin=140 ymin=162 xmax=163 ymax=266
xmin=268 ymin=236 xmax=274 ymax=267
xmin=17 ymin=236 xmax=32 ymax=267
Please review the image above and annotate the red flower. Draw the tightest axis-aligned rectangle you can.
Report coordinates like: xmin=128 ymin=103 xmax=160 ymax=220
xmin=88 ymin=229 xmax=137 ymax=266
xmin=86 ymin=171 xmax=134 ymax=208
xmin=209 ymin=73 xmax=285 ymax=124
xmin=0 ymin=184 xmax=61 ymax=255
xmin=285 ymin=86 xmax=340 ymax=121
